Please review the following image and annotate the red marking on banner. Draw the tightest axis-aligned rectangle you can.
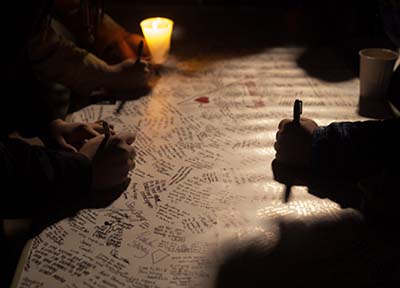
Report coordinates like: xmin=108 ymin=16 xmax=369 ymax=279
xmin=195 ymin=96 xmax=210 ymax=104
xmin=253 ymin=99 xmax=265 ymax=108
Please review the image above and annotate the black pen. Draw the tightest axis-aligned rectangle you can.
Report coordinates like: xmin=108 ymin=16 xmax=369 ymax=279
xmin=116 ymin=41 xmax=144 ymax=114
xmin=98 ymin=120 xmax=111 ymax=151
xmin=135 ymin=40 xmax=144 ymax=64
xmin=283 ymin=99 xmax=302 ymax=202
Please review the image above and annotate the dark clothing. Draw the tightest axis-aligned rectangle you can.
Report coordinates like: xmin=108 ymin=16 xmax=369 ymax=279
xmin=0 ymin=65 xmax=92 ymax=222
xmin=0 ymin=0 xmax=92 ymax=222
xmin=310 ymin=118 xmax=400 ymax=231
xmin=0 ymin=138 xmax=91 ymax=219
xmin=0 ymin=2 xmax=93 ymax=286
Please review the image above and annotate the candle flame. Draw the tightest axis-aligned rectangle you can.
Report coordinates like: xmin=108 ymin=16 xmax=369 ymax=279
xmin=152 ymin=17 xmax=162 ymax=30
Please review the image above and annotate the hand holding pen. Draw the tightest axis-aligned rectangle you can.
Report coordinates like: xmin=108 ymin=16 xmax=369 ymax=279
xmin=79 ymin=120 xmax=136 ymax=196
xmin=271 ymin=100 xmax=319 ymax=202
xmin=115 ymin=40 xmax=145 ymax=114
xmin=91 ymin=41 xmax=147 ymax=105
xmin=98 ymin=120 xmax=111 ymax=151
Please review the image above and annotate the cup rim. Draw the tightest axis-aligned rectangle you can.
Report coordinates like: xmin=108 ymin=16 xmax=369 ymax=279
xmin=359 ymin=48 xmax=399 ymax=61
xmin=140 ymin=17 xmax=174 ymax=29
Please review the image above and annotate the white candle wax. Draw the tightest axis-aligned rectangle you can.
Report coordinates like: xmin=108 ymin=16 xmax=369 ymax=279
xmin=140 ymin=17 xmax=174 ymax=64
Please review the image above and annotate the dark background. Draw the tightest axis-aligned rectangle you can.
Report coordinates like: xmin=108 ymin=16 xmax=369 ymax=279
xmin=105 ymin=0 xmax=396 ymax=79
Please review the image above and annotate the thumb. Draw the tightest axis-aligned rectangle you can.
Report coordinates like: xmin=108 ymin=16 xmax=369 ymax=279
xmin=117 ymin=132 xmax=136 ymax=145
xmin=55 ymin=136 xmax=78 ymax=153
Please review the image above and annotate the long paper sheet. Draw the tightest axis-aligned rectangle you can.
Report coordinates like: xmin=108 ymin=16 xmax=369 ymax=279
xmin=15 ymin=47 xmax=368 ymax=288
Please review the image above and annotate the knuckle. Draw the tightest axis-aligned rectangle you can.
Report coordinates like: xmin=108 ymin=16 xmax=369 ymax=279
xmin=274 ymin=142 xmax=279 ymax=151
xmin=275 ymin=131 xmax=280 ymax=141
xmin=278 ymin=119 xmax=290 ymax=129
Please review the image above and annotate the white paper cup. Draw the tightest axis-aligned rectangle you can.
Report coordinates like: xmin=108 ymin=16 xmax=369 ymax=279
xmin=359 ymin=48 xmax=398 ymax=102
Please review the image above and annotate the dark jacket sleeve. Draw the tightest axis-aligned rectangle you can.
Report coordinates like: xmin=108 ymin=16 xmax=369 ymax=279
xmin=0 ymin=137 xmax=92 ymax=220
xmin=309 ymin=118 xmax=400 ymax=220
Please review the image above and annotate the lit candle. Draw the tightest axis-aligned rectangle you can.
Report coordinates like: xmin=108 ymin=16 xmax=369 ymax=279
xmin=140 ymin=17 xmax=174 ymax=64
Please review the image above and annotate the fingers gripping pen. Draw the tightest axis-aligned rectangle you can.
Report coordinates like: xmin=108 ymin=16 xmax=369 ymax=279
xmin=115 ymin=40 xmax=144 ymax=113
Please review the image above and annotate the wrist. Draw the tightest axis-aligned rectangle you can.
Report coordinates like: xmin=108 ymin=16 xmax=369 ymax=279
xmin=79 ymin=53 xmax=115 ymax=94
xmin=49 ymin=118 xmax=66 ymax=126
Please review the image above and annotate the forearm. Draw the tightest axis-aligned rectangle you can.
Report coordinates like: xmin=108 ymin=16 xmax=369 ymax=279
xmin=29 ymin=24 xmax=113 ymax=97
xmin=311 ymin=119 xmax=398 ymax=181
xmin=53 ymin=0 xmax=127 ymax=55
xmin=309 ymin=118 xmax=400 ymax=207
xmin=0 ymin=138 xmax=92 ymax=219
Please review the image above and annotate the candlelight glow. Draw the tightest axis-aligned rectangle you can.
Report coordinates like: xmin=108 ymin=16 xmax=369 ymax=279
xmin=140 ymin=17 xmax=174 ymax=64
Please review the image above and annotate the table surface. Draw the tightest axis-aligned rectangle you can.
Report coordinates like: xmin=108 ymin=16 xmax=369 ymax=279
xmin=12 ymin=43 xmax=374 ymax=287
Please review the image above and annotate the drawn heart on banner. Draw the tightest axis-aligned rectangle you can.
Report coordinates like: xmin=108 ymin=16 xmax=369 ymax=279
xmin=195 ymin=96 xmax=210 ymax=104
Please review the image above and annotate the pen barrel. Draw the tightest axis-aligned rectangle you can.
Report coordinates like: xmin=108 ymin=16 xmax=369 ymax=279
xmin=293 ymin=99 xmax=302 ymax=125
xmin=294 ymin=115 xmax=300 ymax=125
xmin=136 ymin=41 xmax=144 ymax=64
xmin=98 ymin=121 xmax=110 ymax=151
xmin=284 ymin=184 xmax=292 ymax=202
xmin=283 ymin=99 xmax=303 ymax=203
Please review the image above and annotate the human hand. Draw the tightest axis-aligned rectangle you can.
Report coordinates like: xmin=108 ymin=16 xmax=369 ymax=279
xmin=102 ymin=59 xmax=152 ymax=97
xmin=43 ymin=119 xmax=115 ymax=152
xmin=272 ymin=118 xmax=318 ymax=185
xmin=79 ymin=132 xmax=136 ymax=194
xmin=101 ymin=33 xmax=151 ymax=64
